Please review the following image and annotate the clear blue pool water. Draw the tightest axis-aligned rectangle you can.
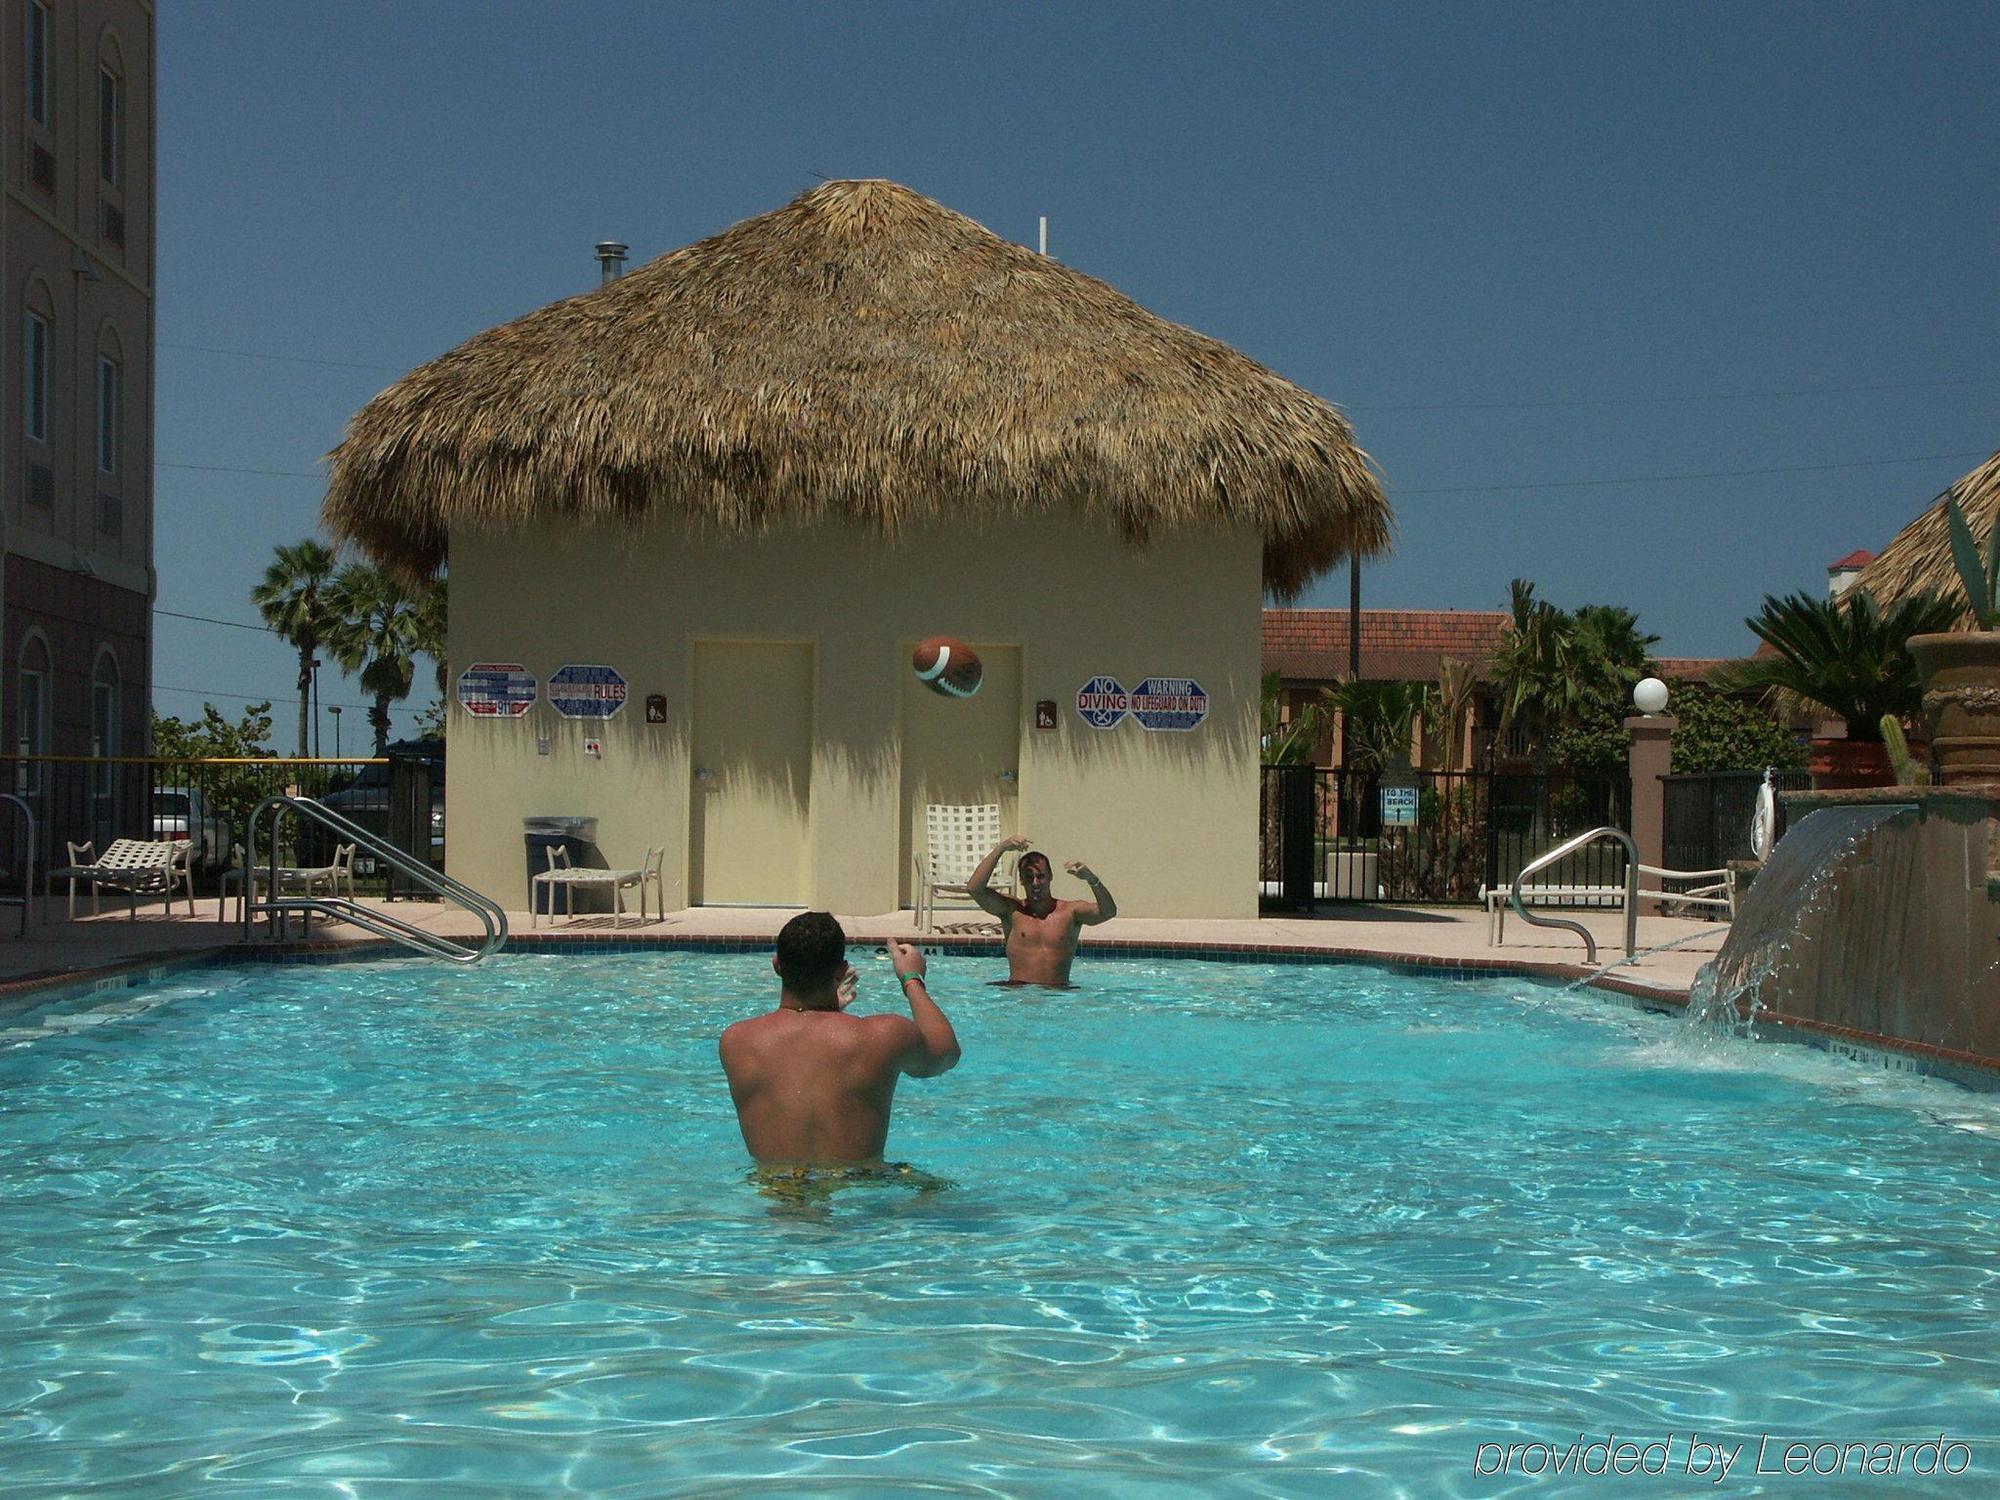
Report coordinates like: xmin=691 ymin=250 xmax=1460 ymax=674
xmin=2 ymin=953 xmax=1997 ymax=1496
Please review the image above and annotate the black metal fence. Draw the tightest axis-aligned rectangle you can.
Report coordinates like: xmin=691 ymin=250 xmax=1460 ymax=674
xmin=1661 ymin=768 xmax=1812 ymax=874
xmin=1259 ymin=765 xmax=1632 ymax=908
xmin=0 ymin=754 xmax=445 ymax=900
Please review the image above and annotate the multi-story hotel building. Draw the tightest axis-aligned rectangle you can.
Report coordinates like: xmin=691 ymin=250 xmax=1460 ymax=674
xmin=3 ymin=1 xmax=153 ymax=822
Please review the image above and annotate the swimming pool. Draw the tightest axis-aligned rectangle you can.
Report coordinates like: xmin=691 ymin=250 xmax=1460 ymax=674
xmin=2 ymin=952 xmax=1996 ymax=1495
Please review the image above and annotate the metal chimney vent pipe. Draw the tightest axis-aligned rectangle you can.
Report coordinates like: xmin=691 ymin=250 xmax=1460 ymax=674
xmin=594 ymin=241 xmax=629 ymax=284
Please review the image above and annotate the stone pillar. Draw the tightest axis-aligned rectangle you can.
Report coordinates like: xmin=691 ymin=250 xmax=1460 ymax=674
xmin=1625 ymin=714 xmax=1676 ymax=880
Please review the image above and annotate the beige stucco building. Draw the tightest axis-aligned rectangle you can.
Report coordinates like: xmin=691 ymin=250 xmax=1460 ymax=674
xmin=326 ymin=181 xmax=1387 ymax=919
xmin=2 ymin=0 xmax=154 ymax=816
xmin=448 ymin=517 xmax=1260 ymax=916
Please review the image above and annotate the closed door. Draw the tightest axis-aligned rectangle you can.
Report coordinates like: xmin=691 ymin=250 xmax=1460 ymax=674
xmin=901 ymin=643 xmax=1021 ymax=903
xmin=690 ymin=641 xmax=814 ymax=905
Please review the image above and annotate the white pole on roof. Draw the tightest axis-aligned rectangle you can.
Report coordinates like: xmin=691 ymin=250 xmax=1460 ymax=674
xmin=1039 ymin=216 xmax=1048 ymax=256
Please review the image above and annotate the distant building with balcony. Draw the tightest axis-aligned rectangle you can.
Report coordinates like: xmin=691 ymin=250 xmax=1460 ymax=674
xmin=3 ymin=0 xmax=154 ymax=830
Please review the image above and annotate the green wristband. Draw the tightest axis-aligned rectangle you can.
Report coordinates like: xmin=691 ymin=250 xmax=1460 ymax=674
xmin=900 ymin=972 xmax=927 ymax=989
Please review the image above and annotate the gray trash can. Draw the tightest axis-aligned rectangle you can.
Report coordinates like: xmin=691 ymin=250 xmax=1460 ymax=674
xmin=524 ymin=815 xmax=607 ymax=915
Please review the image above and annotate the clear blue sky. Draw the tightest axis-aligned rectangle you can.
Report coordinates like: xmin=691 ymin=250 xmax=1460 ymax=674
xmin=155 ymin=1 xmax=2000 ymax=742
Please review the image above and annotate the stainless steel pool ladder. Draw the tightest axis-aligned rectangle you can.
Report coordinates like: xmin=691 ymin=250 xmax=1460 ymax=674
xmin=1508 ymin=825 xmax=1638 ymax=966
xmin=244 ymin=795 xmax=507 ymax=963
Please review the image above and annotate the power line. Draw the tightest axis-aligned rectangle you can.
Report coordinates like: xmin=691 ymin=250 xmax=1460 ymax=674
xmin=1349 ymin=374 xmax=2000 ymax=415
xmin=155 ymin=607 xmax=273 ymax=634
xmin=1392 ymin=448 xmax=1993 ymax=498
xmin=158 ymin=460 xmax=324 ymax=479
xmin=160 ymin=340 xmax=407 ymax=374
xmin=159 ymin=335 xmax=2000 ymax=413
xmin=154 ymin=683 xmax=384 ymax=713
xmin=157 ymin=446 xmax=1995 ymax=497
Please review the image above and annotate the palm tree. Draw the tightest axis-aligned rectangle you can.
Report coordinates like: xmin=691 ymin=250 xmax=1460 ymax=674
xmin=1325 ymin=679 xmax=1426 ymax=775
xmin=325 ymin=564 xmax=427 ymax=754
xmin=1488 ymin=580 xmax=1590 ymax=777
xmin=1259 ymin=672 xmax=1330 ymax=765
xmin=410 ymin=573 xmax=448 ymax=699
xmin=251 ymin=539 xmax=340 ymax=757
xmin=1570 ymin=603 xmax=1659 ymax=716
xmin=1432 ymin=658 xmax=1478 ymax=773
xmin=1717 ymin=589 xmax=1960 ymax=740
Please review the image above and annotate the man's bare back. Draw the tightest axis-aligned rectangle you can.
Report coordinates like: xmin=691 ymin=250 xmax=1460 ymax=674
xmin=719 ymin=916 xmax=959 ymax=1167
xmin=965 ymin=836 xmax=1116 ymax=986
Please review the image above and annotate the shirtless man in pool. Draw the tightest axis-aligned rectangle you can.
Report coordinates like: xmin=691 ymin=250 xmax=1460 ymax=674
xmin=719 ymin=913 xmax=960 ymax=1168
xmin=965 ymin=835 xmax=1117 ymax=987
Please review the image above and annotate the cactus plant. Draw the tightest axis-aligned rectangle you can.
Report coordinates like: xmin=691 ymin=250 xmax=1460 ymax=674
xmin=1945 ymin=494 xmax=2000 ymax=629
xmin=1879 ymin=714 xmax=1931 ymax=786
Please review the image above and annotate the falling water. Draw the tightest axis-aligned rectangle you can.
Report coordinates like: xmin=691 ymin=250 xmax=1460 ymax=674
xmin=1681 ymin=804 xmax=1913 ymax=1045
xmin=1566 ymin=925 xmax=1729 ymax=994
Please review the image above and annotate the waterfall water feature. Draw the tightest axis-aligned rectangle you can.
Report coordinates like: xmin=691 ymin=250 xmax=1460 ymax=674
xmin=1680 ymin=803 xmax=1914 ymax=1045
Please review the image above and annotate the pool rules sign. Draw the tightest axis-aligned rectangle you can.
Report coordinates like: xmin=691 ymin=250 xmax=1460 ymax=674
xmin=548 ymin=664 xmax=628 ymax=720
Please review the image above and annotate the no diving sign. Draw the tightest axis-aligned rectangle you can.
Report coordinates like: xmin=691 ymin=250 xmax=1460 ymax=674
xmin=1129 ymin=677 xmax=1209 ymax=731
xmin=548 ymin=664 xmax=628 ymax=720
xmin=1076 ymin=677 xmax=1128 ymax=729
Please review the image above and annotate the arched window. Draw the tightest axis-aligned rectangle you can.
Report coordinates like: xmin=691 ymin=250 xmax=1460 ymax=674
xmin=91 ymin=648 xmax=121 ymax=844
xmin=16 ymin=631 xmax=50 ymax=797
xmin=92 ymin=648 xmax=120 ymax=757
xmin=26 ymin=2 xmax=50 ymax=128
xmin=96 ymin=322 xmax=123 ymax=495
xmin=97 ymin=35 xmax=124 ymax=190
xmin=22 ymin=277 xmax=54 ymax=452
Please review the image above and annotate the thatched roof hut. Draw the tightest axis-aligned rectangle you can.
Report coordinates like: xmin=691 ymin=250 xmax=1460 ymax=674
xmin=323 ymin=179 xmax=1389 ymax=600
xmin=1853 ymin=448 xmax=2000 ymax=625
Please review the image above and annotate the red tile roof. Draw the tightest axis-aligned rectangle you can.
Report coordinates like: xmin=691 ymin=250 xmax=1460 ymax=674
xmin=1264 ymin=610 xmax=1735 ymax=684
xmin=1653 ymin=657 xmax=1733 ymax=681
xmin=1828 ymin=549 xmax=1876 ymax=570
xmin=1263 ymin=608 xmax=1510 ymax=681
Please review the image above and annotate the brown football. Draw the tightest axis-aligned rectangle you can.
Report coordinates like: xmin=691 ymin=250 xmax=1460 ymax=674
xmin=911 ymin=637 xmax=984 ymax=699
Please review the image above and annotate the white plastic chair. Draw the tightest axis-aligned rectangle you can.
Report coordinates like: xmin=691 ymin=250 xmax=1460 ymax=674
xmin=913 ymin=803 xmax=1013 ymax=932
xmin=532 ymin=845 xmax=665 ymax=927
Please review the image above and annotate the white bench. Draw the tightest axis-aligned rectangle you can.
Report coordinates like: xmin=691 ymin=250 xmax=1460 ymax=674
xmin=1485 ymin=865 xmax=1736 ymax=946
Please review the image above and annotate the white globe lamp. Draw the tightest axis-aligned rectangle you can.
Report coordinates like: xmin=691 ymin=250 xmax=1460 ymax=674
xmin=1633 ymin=676 xmax=1670 ymax=716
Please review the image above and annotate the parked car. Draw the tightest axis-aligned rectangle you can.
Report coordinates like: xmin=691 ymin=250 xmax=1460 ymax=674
xmin=153 ymin=788 xmax=230 ymax=872
xmin=300 ymin=738 xmax=445 ymax=872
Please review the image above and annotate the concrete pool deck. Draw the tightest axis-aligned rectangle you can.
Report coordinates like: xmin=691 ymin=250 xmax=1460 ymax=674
xmin=0 ymin=896 xmax=1729 ymax=1002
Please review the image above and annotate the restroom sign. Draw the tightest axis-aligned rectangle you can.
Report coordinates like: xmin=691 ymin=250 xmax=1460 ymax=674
xmin=457 ymin=662 xmax=537 ymax=718
xmin=1129 ymin=677 xmax=1209 ymax=731
xmin=548 ymin=663 xmax=628 ymax=719
xmin=1076 ymin=676 xmax=1129 ymax=729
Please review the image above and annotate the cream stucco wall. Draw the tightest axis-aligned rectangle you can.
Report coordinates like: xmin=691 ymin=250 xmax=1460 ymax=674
xmin=447 ymin=517 xmax=1261 ymax=918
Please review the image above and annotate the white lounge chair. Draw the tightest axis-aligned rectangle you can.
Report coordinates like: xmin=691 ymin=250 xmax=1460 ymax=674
xmin=47 ymin=837 xmax=194 ymax=921
xmin=531 ymin=845 xmax=665 ymax=928
xmin=913 ymin=803 xmax=1014 ymax=932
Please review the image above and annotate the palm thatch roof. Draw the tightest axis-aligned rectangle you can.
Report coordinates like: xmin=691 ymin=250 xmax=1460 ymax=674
xmin=322 ymin=179 xmax=1389 ymax=598
xmin=1852 ymin=448 xmax=2000 ymax=626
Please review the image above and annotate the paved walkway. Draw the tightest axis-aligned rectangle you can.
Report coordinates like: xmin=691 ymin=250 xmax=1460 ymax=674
xmin=0 ymin=894 xmax=1730 ymax=999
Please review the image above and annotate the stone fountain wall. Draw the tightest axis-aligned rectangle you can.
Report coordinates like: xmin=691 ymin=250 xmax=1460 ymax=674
xmin=1758 ymin=787 xmax=2000 ymax=1069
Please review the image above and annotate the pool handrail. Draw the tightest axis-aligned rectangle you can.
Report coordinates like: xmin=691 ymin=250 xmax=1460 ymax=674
xmin=245 ymin=794 xmax=507 ymax=963
xmin=0 ymin=792 xmax=33 ymax=937
xmin=1508 ymin=825 xmax=1638 ymax=966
